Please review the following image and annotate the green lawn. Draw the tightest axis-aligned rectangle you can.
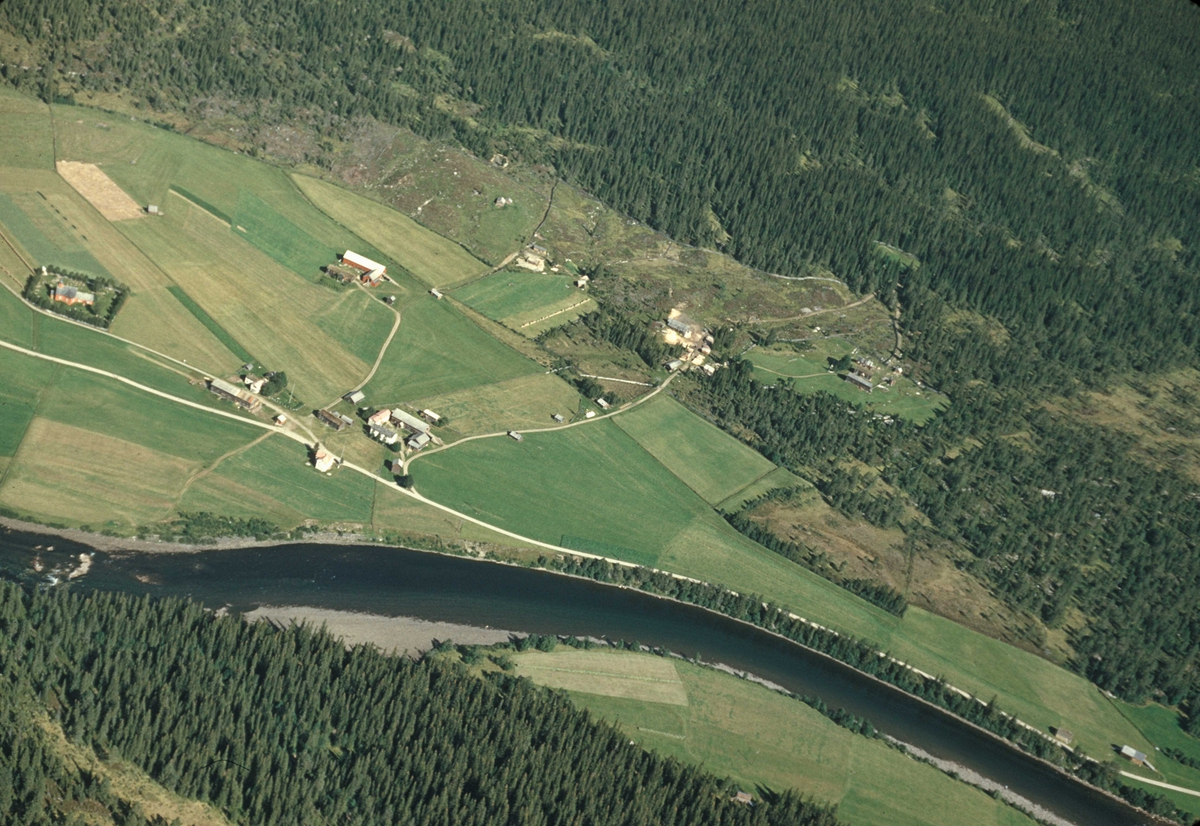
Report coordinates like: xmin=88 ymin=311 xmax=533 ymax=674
xmin=362 ymin=296 xmax=540 ymax=403
xmin=292 ymin=174 xmax=485 ymax=288
xmin=0 ymin=346 xmax=53 ymax=456
xmin=452 ymin=270 xmax=593 ymax=332
xmin=412 ymin=420 xmax=716 ymax=566
xmin=612 ymin=394 xmax=777 ymax=505
xmin=517 ymin=648 xmax=1036 ymax=826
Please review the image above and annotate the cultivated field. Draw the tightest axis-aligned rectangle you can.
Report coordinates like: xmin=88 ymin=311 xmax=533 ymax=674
xmin=0 ymin=187 xmax=112 ymax=277
xmin=232 ymin=188 xmax=337 ymax=281
xmin=120 ymin=202 xmax=389 ymax=403
xmin=362 ymin=296 xmax=540 ymax=403
xmin=292 ymin=174 xmax=485 ymax=288
xmin=55 ymin=161 xmax=145 ymax=221
xmin=0 ymin=346 xmax=53 ymax=456
xmin=406 ymin=373 xmax=582 ymax=436
xmin=715 ymin=466 xmax=814 ymax=513
xmin=1114 ymin=702 xmax=1200 ymax=817
xmin=612 ymin=394 xmax=777 ymax=505
xmin=554 ymin=652 xmax=1038 ymax=826
xmin=411 ymin=420 xmax=716 ymax=566
xmin=178 ymin=436 xmax=375 ymax=527
xmin=451 ymin=271 xmax=596 ymax=335
xmin=513 ymin=649 xmax=689 ymax=705
xmin=0 ymin=87 xmax=53 ymax=169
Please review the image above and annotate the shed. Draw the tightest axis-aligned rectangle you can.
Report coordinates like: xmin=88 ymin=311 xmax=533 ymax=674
xmin=207 ymin=377 xmax=260 ymax=411
xmin=844 ymin=373 xmax=874 ymax=392
xmin=552 ymin=414 xmax=565 ymax=423
xmin=508 ymin=431 xmax=524 ymax=442
xmin=429 ymin=288 xmax=444 ymax=299
xmin=273 ymin=414 xmax=287 ymax=426
xmin=1120 ymin=745 xmax=1148 ymax=766
xmin=595 ymin=398 xmax=610 ymax=409
xmin=146 ymin=204 xmax=161 ymax=215
xmin=734 ymin=792 xmax=753 ymax=805
xmin=344 ymin=390 xmax=366 ymax=405
xmin=1053 ymin=729 xmax=1073 ymax=745
xmin=407 ymin=432 xmax=431 ymax=450
xmin=316 ymin=409 xmax=352 ymax=431
xmin=667 ymin=317 xmax=691 ymax=336
xmin=666 ymin=359 xmax=684 ymax=372
xmin=420 ymin=409 xmax=442 ymax=424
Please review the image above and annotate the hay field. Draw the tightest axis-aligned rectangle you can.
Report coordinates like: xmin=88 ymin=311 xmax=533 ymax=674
xmin=452 ymin=271 xmax=595 ymax=335
xmin=412 ymin=420 xmax=716 ymax=565
xmin=570 ymin=656 xmax=1037 ymax=826
xmin=613 ymin=394 xmax=777 ymax=505
xmin=0 ymin=88 xmax=53 ymax=169
xmin=0 ymin=189 xmax=111 ymax=277
xmin=119 ymin=202 xmax=387 ymax=402
xmin=0 ymin=172 xmax=240 ymax=369
xmin=405 ymin=373 xmax=581 ymax=436
xmin=514 ymin=649 xmax=688 ymax=705
xmin=232 ymin=189 xmax=337 ymax=281
xmin=0 ymin=346 xmax=53 ymax=456
xmin=178 ymin=436 xmax=375 ymax=526
xmin=55 ymin=161 xmax=145 ymax=221
xmin=363 ymin=296 xmax=540 ymax=403
xmin=716 ymin=466 xmax=814 ymax=513
xmin=0 ymin=418 xmax=199 ymax=527
xmin=292 ymin=175 xmax=485 ymax=288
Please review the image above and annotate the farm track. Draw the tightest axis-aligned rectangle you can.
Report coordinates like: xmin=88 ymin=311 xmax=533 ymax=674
xmin=755 ymin=291 xmax=876 ymax=324
xmin=322 ymin=281 xmax=402 ymax=409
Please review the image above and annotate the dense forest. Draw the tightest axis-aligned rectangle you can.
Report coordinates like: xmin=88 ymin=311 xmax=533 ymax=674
xmin=0 ymin=581 xmax=839 ymax=826
xmin=4 ymin=0 xmax=1200 ymax=729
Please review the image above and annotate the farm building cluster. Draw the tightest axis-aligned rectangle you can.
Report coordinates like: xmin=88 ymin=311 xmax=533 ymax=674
xmin=662 ymin=310 xmax=720 ymax=376
xmin=842 ymin=355 xmax=903 ymax=394
xmin=367 ymin=407 xmax=441 ymax=451
xmin=326 ymin=250 xmax=388 ymax=286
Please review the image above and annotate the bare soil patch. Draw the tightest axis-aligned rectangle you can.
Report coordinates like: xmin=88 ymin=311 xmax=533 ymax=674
xmin=56 ymin=160 xmax=145 ymax=221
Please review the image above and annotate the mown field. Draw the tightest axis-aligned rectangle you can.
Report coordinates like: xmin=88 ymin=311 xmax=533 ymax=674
xmin=451 ymin=270 xmax=595 ymax=335
xmin=513 ymin=649 xmax=689 ymax=706
xmin=407 ymin=373 xmax=581 ymax=437
xmin=361 ymin=296 xmax=540 ymax=403
xmin=515 ymin=648 xmax=1037 ymax=826
xmin=748 ymin=342 xmax=947 ymax=424
xmin=0 ymin=86 xmax=53 ymax=169
xmin=612 ymin=394 xmax=776 ymax=505
xmin=292 ymin=174 xmax=485 ymax=288
xmin=1111 ymin=701 xmax=1200 ymax=817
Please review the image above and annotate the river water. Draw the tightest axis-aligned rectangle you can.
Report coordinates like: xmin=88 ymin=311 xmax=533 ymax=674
xmin=0 ymin=529 xmax=1161 ymax=826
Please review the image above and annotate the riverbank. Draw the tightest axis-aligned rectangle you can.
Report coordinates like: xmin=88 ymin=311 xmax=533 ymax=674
xmin=243 ymin=605 xmax=516 ymax=656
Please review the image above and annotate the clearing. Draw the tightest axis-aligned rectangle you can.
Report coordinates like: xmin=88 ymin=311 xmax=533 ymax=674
xmin=513 ymin=649 xmax=688 ymax=705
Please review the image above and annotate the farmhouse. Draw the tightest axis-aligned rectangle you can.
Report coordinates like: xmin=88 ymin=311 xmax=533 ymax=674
xmin=343 ymin=390 xmax=366 ymax=405
xmin=312 ymin=447 xmax=337 ymax=473
xmin=367 ymin=409 xmax=393 ymax=427
xmin=341 ymin=250 xmax=387 ymax=285
xmin=369 ymin=424 xmax=399 ymax=445
xmin=316 ymin=409 xmax=354 ymax=431
xmin=207 ymin=378 xmax=261 ymax=411
xmin=406 ymin=432 xmax=431 ymax=450
xmin=243 ymin=375 xmax=266 ymax=394
xmin=52 ymin=282 xmax=95 ymax=307
xmin=844 ymin=373 xmax=874 ymax=392
xmin=390 ymin=408 xmax=431 ymax=436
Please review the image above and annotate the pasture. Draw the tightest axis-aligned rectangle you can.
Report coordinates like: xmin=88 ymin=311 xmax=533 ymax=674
xmin=0 ymin=346 xmax=53 ymax=455
xmin=119 ymin=202 xmax=388 ymax=403
xmin=749 ymin=343 xmax=948 ymax=424
xmin=0 ymin=88 xmax=53 ymax=168
xmin=292 ymin=174 xmax=485 ymax=288
xmin=406 ymin=373 xmax=582 ymax=436
xmin=232 ymin=189 xmax=337 ymax=281
xmin=411 ymin=420 xmax=715 ymax=566
xmin=362 ymin=296 xmax=540 ymax=403
xmin=452 ymin=271 xmax=595 ymax=334
xmin=715 ymin=466 xmax=815 ymax=513
xmin=178 ymin=436 xmax=376 ymax=527
xmin=0 ymin=190 xmax=111 ymax=277
xmin=612 ymin=394 xmax=776 ymax=505
xmin=556 ymin=652 xmax=1038 ymax=826
xmin=513 ymin=649 xmax=688 ymax=705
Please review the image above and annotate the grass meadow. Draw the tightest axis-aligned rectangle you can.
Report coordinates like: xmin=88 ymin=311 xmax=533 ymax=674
xmin=406 ymin=373 xmax=582 ymax=436
xmin=452 ymin=271 xmax=594 ymax=334
xmin=292 ymin=174 xmax=485 ymax=288
xmin=362 ymin=296 xmax=540 ymax=403
xmin=1109 ymin=701 xmax=1200 ymax=816
xmin=516 ymin=648 xmax=1037 ymax=826
xmin=715 ymin=466 xmax=814 ymax=513
xmin=0 ymin=87 xmax=53 ymax=169
xmin=612 ymin=394 xmax=776 ymax=505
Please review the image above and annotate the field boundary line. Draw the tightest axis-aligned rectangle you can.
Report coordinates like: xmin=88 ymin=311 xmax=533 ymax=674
xmin=578 ymin=373 xmax=654 ymax=387
xmin=168 ymin=188 xmax=230 ymax=227
xmin=0 ymin=223 xmax=35 ymax=273
xmin=518 ymin=299 xmax=591 ymax=328
xmin=519 ymin=665 xmax=683 ymax=685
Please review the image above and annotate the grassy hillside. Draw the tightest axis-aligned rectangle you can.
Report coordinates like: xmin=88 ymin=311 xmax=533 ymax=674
xmin=452 ymin=270 xmax=597 ymax=335
xmin=513 ymin=647 xmax=1037 ymax=826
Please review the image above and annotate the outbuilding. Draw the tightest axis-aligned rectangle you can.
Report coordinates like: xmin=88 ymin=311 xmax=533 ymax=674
xmin=207 ymin=377 xmax=261 ymax=411
xmin=508 ymin=431 xmax=524 ymax=442
xmin=420 ymin=409 xmax=442 ymax=424
xmin=844 ymin=373 xmax=874 ymax=392
xmin=344 ymin=390 xmax=366 ymax=405
xmin=407 ymin=432 xmax=432 ymax=450
xmin=390 ymin=408 xmax=431 ymax=435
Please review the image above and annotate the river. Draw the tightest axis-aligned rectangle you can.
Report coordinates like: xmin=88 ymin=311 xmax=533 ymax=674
xmin=0 ymin=528 xmax=1162 ymax=826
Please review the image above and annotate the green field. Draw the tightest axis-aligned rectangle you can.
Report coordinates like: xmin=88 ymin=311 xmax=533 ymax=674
xmin=452 ymin=270 xmax=595 ymax=334
xmin=749 ymin=342 xmax=948 ymax=424
xmin=0 ymin=346 xmax=53 ymax=456
xmin=178 ymin=436 xmax=376 ymax=526
xmin=0 ymin=87 xmax=53 ymax=169
xmin=292 ymin=174 xmax=485 ymax=288
xmin=0 ymin=190 xmax=111 ymax=277
xmin=516 ymin=648 xmax=1036 ymax=826
xmin=612 ymin=394 xmax=777 ymax=504
xmin=165 ymin=285 xmax=257 ymax=365
xmin=1111 ymin=701 xmax=1200 ymax=816
xmin=412 ymin=420 xmax=723 ymax=566
xmin=362 ymin=296 xmax=540 ymax=403
xmin=407 ymin=372 xmax=582 ymax=436
xmin=715 ymin=466 xmax=815 ymax=512
xmin=232 ymin=189 xmax=338 ymax=281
